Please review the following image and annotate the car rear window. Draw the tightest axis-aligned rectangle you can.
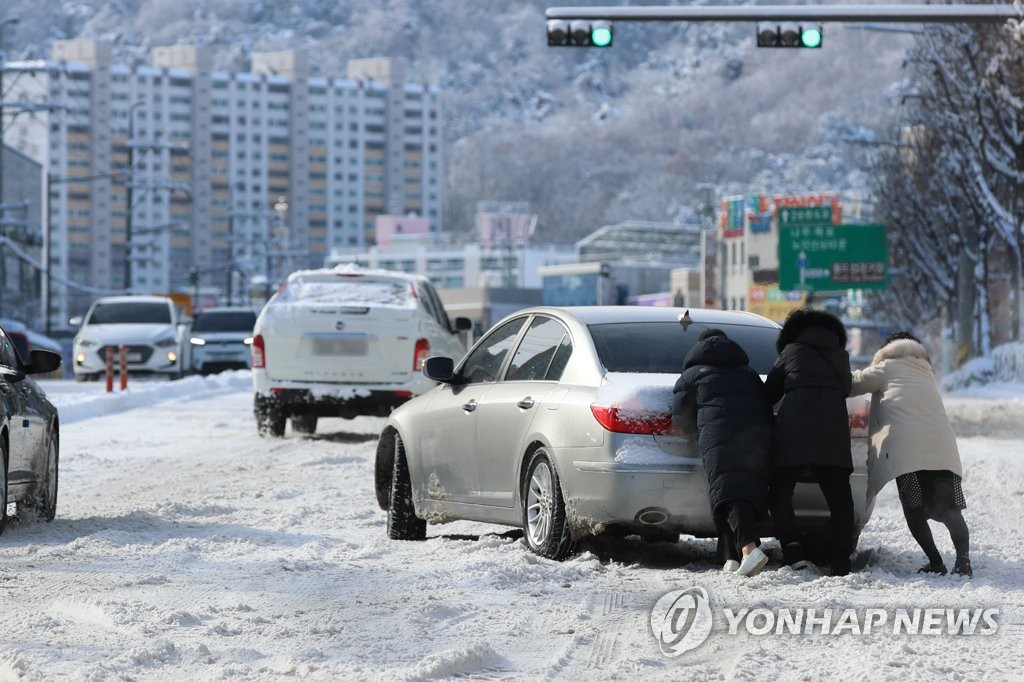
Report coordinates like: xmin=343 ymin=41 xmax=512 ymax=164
xmin=588 ymin=321 xmax=780 ymax=374
xmin=88 ymin=302 xmax=172 ymax=325
xmin=192 ymin=311 xmax=258 ymax=332
xmin=276 ymin=277 xmax=414 ymax=307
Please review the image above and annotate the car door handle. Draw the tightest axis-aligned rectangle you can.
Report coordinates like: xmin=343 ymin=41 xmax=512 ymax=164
xmin=462 ymin=399 xmax=478 ymax=413
xmin=517 ymin=397 xmax=536 ymax=409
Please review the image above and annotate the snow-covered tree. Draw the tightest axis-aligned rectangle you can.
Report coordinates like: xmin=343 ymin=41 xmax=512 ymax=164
xmin=872 ymin=12 xmax=1024 ymax=357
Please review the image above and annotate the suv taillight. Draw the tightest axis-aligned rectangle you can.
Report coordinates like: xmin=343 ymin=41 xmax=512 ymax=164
xmin=413 ymin=338 xmax=430 ymax=371
xmin=252 ymin=334 xmax=266 ymax=369
xmin=590 ymin=405 xmax=675 ymax=435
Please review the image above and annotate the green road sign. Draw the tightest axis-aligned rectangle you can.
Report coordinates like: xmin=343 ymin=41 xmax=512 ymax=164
xmin=778 ymin=223 xmax=888 ymax=291
xmin=777 ymin=205 xmax=835 ymax=227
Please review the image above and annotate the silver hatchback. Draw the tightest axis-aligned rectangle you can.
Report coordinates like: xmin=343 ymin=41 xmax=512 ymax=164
xmin=375 ymin=306 xmax=872 ymax=560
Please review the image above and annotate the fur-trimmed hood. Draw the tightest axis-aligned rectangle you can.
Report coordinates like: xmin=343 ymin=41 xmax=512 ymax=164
xmin=776 ymin=308 xmax=847 ymax=354
xmin=870 ymin=338 xmax=930 ymax=367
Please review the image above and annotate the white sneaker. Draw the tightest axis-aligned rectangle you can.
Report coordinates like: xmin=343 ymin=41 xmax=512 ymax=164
xmin=722 ymin=560 xmax=740 ymax=572
xmin=736 ymin=547 xmax=769 ymax=577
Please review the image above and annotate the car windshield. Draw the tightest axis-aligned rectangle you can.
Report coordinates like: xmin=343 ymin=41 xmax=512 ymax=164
xmin=276 ymin=277 xmax=414 ymax=307
xmin=88 ymin=302 xmax=171 ymax=325
xmin=192 ymin=311 xmax=257 ymax=333
xmin=588 ymin=321 xmax=780 ymax=374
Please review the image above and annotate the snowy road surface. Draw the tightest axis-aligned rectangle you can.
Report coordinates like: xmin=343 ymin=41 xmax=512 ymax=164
xmin=0 ymin=372 xmax=1022 ymax=680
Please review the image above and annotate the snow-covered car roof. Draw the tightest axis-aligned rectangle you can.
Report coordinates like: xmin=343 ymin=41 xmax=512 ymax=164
xmin=515 ymin=305 xmax=782 ymax=329
xmin=289 ymin=262 xmax=433 ymax=284
xmin=87 ymin=295 xmax=176 ymax=306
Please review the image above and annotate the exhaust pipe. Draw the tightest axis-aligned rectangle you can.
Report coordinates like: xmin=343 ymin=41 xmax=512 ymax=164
xmin=637 ymin=508 xmax=670 ymax=525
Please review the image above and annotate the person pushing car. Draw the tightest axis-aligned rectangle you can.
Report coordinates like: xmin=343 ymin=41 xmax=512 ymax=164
xmin=673 ymin=328 xmax=775 ymax=577
xmin=765 ymin=308 xmax=856 ymax=576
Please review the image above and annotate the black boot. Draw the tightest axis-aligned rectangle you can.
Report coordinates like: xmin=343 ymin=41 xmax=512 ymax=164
xmin=918 ymin=560 xmax=948 ymax=576
xmin=952 ymin=556 xmax=973 ymax=578
xmin=782 ymin=542 xmax=808 ymax=569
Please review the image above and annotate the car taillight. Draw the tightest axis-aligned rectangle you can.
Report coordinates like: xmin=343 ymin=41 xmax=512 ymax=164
xmin=849 ymin=399 xmax=870 ymax=438
xmin=252 ymin=334 xmax=266 ymax=369
xmin=590 ymin=405 xmax=675 ymax=435
xmin=413 ymin=338 xmax=430 ymax=371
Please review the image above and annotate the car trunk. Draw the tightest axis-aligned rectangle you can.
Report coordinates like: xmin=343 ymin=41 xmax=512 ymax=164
xmin=263 ymin=302 xmax=419 ymax=384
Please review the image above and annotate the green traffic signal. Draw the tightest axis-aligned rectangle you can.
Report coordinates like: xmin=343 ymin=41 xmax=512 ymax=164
xmin=547 ymin=19 xmax=613 ymax=47
xmin=801 ymin=27 xmax=823 ymax=48
xmin=756 ymin=23 xmax=824 ymax=48
xmin=591 ymin=21 xmax=613 ymax=47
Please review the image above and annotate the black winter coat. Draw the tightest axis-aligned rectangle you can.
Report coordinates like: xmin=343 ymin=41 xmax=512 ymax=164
xmin=672 ymin=335 xmax=774 ymax=515
xmin=764 ymin=310 xmax=853 ymax=471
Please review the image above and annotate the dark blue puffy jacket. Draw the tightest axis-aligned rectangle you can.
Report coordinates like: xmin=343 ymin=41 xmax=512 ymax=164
xmin=672 ymin=334 xmax=774 ymax=515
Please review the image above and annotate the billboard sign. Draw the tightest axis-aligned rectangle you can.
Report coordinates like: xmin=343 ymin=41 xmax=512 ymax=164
xmin=778 ymin=223 xmax=888 ymax=291
xmin=748 ymin=285 xmax=806 ymax=322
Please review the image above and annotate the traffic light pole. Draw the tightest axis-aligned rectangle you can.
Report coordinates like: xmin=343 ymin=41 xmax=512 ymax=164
xmin=546 ymin=4 xmax=1019 ymax=23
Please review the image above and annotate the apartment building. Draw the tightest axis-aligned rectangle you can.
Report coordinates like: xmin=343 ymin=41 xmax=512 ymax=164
xmin=5 ymin=40 xmax=442 ymax=324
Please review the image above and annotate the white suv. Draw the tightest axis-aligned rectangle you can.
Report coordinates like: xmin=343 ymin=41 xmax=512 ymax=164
xmin=251 ymin=265 xmax=471 ymax=437
xmin=72 ymin=295 xmax=187 ymax=382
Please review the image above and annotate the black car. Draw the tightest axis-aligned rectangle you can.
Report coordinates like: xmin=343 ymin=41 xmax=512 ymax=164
xmin=0 ymin=322 xmax=63 ymax=533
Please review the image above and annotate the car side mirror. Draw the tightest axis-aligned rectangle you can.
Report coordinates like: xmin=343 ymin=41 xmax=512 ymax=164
xmin=454 ymin=317 xmax=473 ymax=332
xmin=26 ymin=349 xmax=62 ymax=376
xmin=422 ymin=356 xmax=455 ymax=383
xmin=69 ymin=316 xmax=83 ymax=327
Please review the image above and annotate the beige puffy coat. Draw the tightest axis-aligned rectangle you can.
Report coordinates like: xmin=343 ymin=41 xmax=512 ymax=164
xmin=850 ymin=338 xmax=962 ymax=503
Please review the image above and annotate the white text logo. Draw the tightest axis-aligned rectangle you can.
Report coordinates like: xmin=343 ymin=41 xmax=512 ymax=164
xmin=649 ymin=587 xmax=714 ymax=657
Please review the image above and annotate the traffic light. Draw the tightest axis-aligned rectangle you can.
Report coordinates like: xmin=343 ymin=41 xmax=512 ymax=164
xmin=547 ymin=19 xmax=613 ymax=47
xmin=756 ymin=23 xmax=823 ymax=48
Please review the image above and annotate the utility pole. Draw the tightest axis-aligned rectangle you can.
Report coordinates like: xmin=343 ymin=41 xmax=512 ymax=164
xmin=43 ymin=172 xmax=51 ymax=334
xmin=121 ymin=102 xmax=191 ymax=294
xmin=124 ymin=98 xmax=144 ymax=291
xmin=0 ymin=17 xmax=19 ymax=313
xmin=0 ymin=17 xmax=18 ymax=211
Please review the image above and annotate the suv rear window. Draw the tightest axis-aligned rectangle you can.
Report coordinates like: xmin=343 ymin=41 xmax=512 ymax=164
xmin=192 ymin=310 xmax=258 ymax=332
xmin=588 ymin=321 xmax=780 ymax=374
xmin=276 ymin=277 xmax=414 ymax=307
xmin=88 ymin=302 xmax=172 ymax=325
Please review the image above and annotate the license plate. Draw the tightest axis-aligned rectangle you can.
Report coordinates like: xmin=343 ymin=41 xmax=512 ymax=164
xmin=126 ymin=352 xmax=143 ymax=362
xmin=311 ymin=335 xmax=368 ymax=356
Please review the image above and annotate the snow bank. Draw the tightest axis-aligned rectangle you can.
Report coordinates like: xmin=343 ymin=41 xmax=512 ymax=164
xmin=43 ymin=371 xmax=252 ymax=424
xmin=941 ymin=342 xmax=1024 ymax=393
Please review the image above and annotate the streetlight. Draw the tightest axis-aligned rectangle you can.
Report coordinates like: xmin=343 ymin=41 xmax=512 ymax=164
xmin=124 ymin=97 xmax=145 ymax=290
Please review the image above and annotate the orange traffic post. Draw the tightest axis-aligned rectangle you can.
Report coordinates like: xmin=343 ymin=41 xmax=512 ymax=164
xmin=105 ymin=346 xmax=115 ymax=393
xmin=119 ymin=344 xmax=129 ymax=391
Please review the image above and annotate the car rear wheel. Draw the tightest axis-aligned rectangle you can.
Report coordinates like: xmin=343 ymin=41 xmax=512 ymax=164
xmin=522 ymin=449 xmax=574 ymax=561
xmin=387 ymin=435 xmax=426 ymax=541
xmin=18 ymin=432 xmax=58 ymax=522
xmin=291 ymin=414 xmax=318 ymax=434
xmin=255 ymin=399 xmax=286 ymax=438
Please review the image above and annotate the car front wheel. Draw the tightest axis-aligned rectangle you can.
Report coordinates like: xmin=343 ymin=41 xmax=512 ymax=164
xmin=0 ymin=440 xmax=8 ymax=535
xmin=387 ymin=435 xmax=425 ymax=541
xmin=521 ymin=449 xmax=574 ymax=561
xmin=18 ymin=432 xmax=58 ymax=522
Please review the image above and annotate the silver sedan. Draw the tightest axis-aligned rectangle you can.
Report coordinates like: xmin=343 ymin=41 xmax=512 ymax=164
xmin=374 ymin=306 xmax=872 ymax=560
